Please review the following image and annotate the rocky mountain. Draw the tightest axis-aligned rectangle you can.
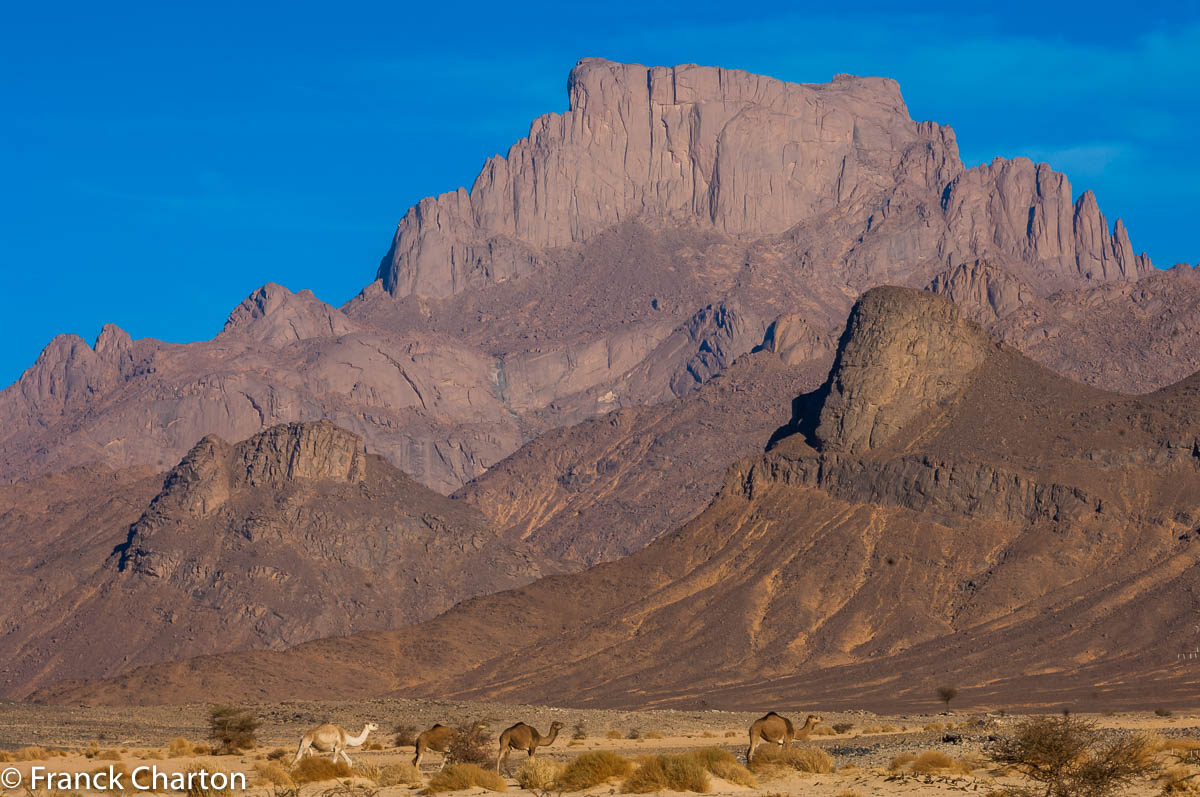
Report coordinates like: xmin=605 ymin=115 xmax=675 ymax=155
xmin=456 ymin=348 xmax=833 ymax=568
xmin=1 ymin=58 xmax=1182 ymax=500
xmin=37 ymin=287 xmax=1200 ymax=710
xmin=0 ymin=420 xmax=548 ymax=698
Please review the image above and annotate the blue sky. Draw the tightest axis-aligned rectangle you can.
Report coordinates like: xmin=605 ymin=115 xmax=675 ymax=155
xmin=2 ymin=0 xmax=1197 ymax=386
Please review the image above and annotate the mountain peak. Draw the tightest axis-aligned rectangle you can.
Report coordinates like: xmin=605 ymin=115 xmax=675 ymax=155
xmin=222 ymin=283 xmax=355 ymax=346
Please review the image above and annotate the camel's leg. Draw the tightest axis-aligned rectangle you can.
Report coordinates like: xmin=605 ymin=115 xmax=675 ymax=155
xmin=340 ymin=748 xmax=354 ymax=766
xmin=412 ymin=746 xmax=422 ymax=770
xmin=291 ymin=737 xmax=311 ymax=767
xmin=746 ymin=734 xmax=756 ymax=764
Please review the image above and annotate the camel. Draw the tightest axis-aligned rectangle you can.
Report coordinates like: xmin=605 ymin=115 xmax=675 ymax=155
xmin=412 ymin=721 xmax=488 ymax=772
xmin=292 ymin=721 xmax=378 ymax=766
xmin=746 ymin=712 xmax=821 ymax=762
xmin=496 ymin=721 xmax=563 ymax=774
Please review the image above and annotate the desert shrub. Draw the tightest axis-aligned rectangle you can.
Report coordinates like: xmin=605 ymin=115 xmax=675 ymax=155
xmin=445 ymin=720 xmax=493 ymax=766
xmin=571 ymin=722 xmax=587 ymax=741
xmin=938 ymin=686 xmax=959 ymax=707
xmin=97 ymin=750 xmax=123 ymax=761
xmin=378 ymin=763 xmax=423 ymax=787
xmin=644 ymin=730 xmax=664 ymax=740
xmin=810 ymin=725 xmax=838 ymax=736
xmin=141 ymin=749 xmax=164 ymax=760
xmin=290 ymin=757 xmax=353 ymax=784
xmin=366 ymin=742 xmax=383 ymax=751
xmin=992 ymin=714 xmax=1157 ymax=797
xmin=0 ymin=751 xmax=10 ymax=762
xmin=605 ymin=730 xmax=624 ymax=740
xmin=265 ymin=748 xmax=289 ymax=761
xmin=254 ymin=762 xmax=295 ymax=787
xmin=515 ymin=758 xmax=564 ymax=790
xmin=1159 ymin=709 xmax=1176 ymax=718
xmin=556 ymin=751 xmax=634 ymax=790
xmin=192 ymin=743 xmax=212 ymax=756
xmin=686 ymin=748 xmax=755 ymax=787
xmin=724 ymin=730 xmax=738 ymax=738
xmin=626 ymin=728 xmax=641 ymax=740
xmin=425 ymin=763 xmax=506 ymax=793
xmin=923 ymin=722 xmax=948 ymax=732
xmin=831 ymin=722 xmax=854 ymax=735
xmin=393 ymin=724 xmax=419 ymax=748
xmin=207 ymin=705 xmax=260 ymax=753
xmin=750 ymin=745 xmax=835 ymax=774
xmin=16 ymin=747 xmax=50 ymax=761
xmin=623 ymin=754 xmax=710 ymax=793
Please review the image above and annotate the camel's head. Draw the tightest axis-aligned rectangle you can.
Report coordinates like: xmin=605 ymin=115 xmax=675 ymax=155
xmin=365 ymin=722 xmax=380 ymax=732
xmin=805 ymin=715 xmax=822 ymax=725
xmin=549 ymin=721 xmax=565 ymax=732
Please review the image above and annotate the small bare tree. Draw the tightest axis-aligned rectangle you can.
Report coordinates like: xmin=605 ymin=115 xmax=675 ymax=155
xmin=936 ymin=686 xmax=958 ymax=708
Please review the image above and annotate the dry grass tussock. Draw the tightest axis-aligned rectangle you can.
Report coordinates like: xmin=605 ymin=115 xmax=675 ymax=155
xmin=351 ymin=763 xmax=380 ymax=781
xmin=424 ymin=763 xmax=507 ymax=794
xmin=749 ymin=745 xmax=835 ymax=775
xmin=514 ymin=758 xmax=565 ymax=790
xmin=605 ymin=729 xmax=624 ymax=740
xmin=290 ymin=757 xmax=354 ymax=784
xmin=643 ymin=730 xmax=664 ymax=740
xmin=686 ymin=748 xmax=756 ymax=787
xmin=861 ymin=724 xmax=900 ymax=734
xmin=555 ymin=751 xmax=634 ymax=791
xmin=253 ymin=762 xmax=294 ymax=787
xmin=810 ymin=725 xmax=839 ymax=736
xmin=378 ymin=763 xmax=423 ymax=787
xmin=623 ymin=754 xmax=710 ymax=793
xmin=889 ymin=751 xmax=974 ymax=775
xmin=183 ymin=763 xmax=231 ymax=797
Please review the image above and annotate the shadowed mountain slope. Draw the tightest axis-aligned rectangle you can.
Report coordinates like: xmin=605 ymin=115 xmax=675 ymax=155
xmin=37 ymin=287 xmax=1200 ymax=710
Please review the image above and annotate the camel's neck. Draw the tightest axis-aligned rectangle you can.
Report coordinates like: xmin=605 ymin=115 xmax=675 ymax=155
xmin=539 ymin=727 xmax=559 ymax=745
xmin=796 ymin=720 xmax=817 ymax=738
xmin=347 ymin=725 xmax=373 ymax=746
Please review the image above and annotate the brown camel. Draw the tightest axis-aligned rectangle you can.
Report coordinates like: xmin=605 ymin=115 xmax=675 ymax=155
xmin=496 ymin=721 xmax=563 ymax=773
xmin=412 ymin=721 xmax=488 ymax=771
xmin=746 ymin=712 xmax=821 ymax=761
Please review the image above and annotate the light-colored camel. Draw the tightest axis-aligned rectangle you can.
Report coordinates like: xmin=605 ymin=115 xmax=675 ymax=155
xmin=746 ymin=712 xmax=821 ymax=761
xmin=292 ymin=721 xmax=378 ymax=766
xmin=496 ymin=721 xmax=563 ymax=773
xmin=412 ymin=721 xmax=488 ymax=772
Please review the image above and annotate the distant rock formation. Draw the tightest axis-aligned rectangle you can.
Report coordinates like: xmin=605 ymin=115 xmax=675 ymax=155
xmin=376 ymin=58 xmax=1147 ymax=300
xmin=814 ymin=288 xmax=992 ymax=453
xmin=0 ymin=421 xmax=548 ymax=697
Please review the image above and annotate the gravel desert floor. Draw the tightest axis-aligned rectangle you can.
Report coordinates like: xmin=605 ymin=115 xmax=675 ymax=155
xmin=3 ymin=699 xmax=1200 ymax=796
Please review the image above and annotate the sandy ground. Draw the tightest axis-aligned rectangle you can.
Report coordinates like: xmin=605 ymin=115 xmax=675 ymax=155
xmin=2 ymin=699 xmax=1199 ymax=795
